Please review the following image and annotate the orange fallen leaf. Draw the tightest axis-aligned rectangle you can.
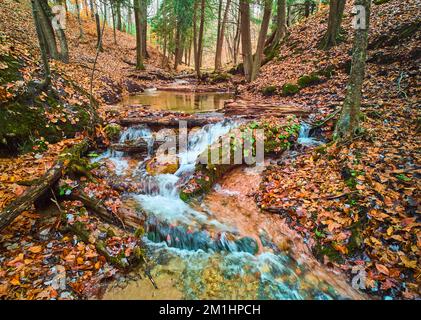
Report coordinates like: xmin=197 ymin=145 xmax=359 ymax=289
xmin=375 ymin=263 xmax=389 ymax=275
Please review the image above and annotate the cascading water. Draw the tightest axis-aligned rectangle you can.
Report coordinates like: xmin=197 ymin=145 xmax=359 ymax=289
xmin=93 ymin=125 xmax=154 ymax=175
xmin=297 ymin=122 xmax=323 ymax=146
xmin=100 ymin=117 xmax=363 ymax=300
xmin=134 ymin=119 xmax=239 ymax=230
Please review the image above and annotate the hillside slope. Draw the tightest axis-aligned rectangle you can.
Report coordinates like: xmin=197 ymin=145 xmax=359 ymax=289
xmin=252 ymin=0 xmax=420 ymax=299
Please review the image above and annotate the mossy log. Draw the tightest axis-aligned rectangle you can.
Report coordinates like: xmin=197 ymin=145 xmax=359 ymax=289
xmin=0 ymin=140 xmax=89 ymax=232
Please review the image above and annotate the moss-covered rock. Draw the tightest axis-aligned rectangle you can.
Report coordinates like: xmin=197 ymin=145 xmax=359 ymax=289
xmin=104 ymin=123 xmax=122 ymax=142
xmin=281 ymin=83 xmax=300 ymax=96
xmin=179 ymin=117 xmax=301 ymax=202
xmin=261 ymin=85 xmax=278 ymax=96
xmin=0 ymin=85 xmax=98 ymax=154
xmin=297 ymin=74 xmax=321 ymax=88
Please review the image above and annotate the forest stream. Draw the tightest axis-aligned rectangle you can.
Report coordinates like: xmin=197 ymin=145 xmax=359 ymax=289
xmin=94 ymin=91 xmax=365 ymax=300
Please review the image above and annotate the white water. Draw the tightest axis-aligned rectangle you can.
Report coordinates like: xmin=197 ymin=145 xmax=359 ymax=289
xmin=92 ymin=126 xmax=154 ymax=175
xmin=134 ymin=120 xmax=238 ymax=229
xmin=297 ymin=122 xmax=323 ymax=146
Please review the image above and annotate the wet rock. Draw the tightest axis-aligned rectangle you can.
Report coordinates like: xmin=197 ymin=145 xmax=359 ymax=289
xmin=146 ymin=157 xmax=179 ymax=176
xmin=123 ymin=80 xmax=144 ymax=94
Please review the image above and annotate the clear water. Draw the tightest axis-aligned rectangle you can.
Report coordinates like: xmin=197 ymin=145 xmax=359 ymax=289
xmin=123 ymin=90 xmax=234 ymax=113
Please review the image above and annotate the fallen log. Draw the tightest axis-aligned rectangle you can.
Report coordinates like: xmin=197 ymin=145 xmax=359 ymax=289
xmin=0 ymin=140 xmax=89 ymax=232
xmin=110 ymin=142 xmax=150 ymax=154
xmin=223 ymin=101 xmax=310 ymax=117
xmin=118 ymin=116 xmax=221 ymax=128
xmin=65 ymin=188 xmax=144 ymax=232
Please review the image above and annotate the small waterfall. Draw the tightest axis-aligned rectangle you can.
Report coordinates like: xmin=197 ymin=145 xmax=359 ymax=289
xmin=297 ymin=122 xmax=323 ymax=146
xmin=135 ymin=120 xmax=239 ymax=229
xmin=119 ymin=125 xmax=155 ymax=155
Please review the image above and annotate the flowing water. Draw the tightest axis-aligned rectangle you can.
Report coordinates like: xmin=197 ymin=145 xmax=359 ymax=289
xmin=97 ymin=102 xmax=364 ymax=300
xmin=123 ymin=90 xmax=234 ymax=113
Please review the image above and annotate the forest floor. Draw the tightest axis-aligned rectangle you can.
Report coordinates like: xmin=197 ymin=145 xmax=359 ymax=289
xmin=0 ymin=0 xmax=419 ymax=300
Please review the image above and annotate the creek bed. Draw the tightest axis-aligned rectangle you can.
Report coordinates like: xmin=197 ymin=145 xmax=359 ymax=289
xmin=94 ymin=98 xmax=364 ymax=300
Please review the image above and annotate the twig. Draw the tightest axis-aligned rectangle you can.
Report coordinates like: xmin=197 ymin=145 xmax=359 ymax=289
xmin=311 ymin=108 xmax=342 ymax=128
xmin=397 ymin=71 xmax=408 ymax=100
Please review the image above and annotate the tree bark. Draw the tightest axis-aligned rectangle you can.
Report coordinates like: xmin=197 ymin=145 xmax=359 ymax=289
xmin=193 ymin=0 xmax=199 ymax=76
xmin=250 ymin=0 xmax=272 ymax=81
xmin=319 ymin=0 xmax=346 ymax=50
xmin=35 ymin=0 xmax=59 ymax=60
xmin=39 ymin=0 xmax=69 ymax=62
xmin=240 ymin=0 xmax=253 ymax=81
xmin=31 ymin=0 xmax=51 ymax=87
xmin=215 ymin=0 xmax=232 ymax=71
xmin=197 ymin=0 xmax=206 ymax=76
xmin=134 ymin=0 xmax=145 ymax=70
xmin=335 ymin=0 xmax=371 ymax=139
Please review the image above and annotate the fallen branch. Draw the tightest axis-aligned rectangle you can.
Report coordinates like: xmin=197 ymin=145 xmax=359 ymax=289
xmin=0 ymin=140 xmax=89 ymax=232
xmin=66 ymin=189 xmax=144 ymax=232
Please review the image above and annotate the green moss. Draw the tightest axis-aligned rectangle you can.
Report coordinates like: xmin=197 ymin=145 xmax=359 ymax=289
xmin=0 ymin=89 xmax=97 ymax=153
xmin=0 ymin=54 xmax=22 ymax=85
xmin=104 ymin=123 xmax=122 ymax=141
xmin=261 ymin=85 xmax=278 ymax=96
xmin=281 ymin=83 xmax=300 ymax=96
xmin=180 ymin=118 xmax=301 ymax=202
xmin=297 ymin=74 xmax=321 ymax=88
xmin=313 ymin=243 xmax=345 ymax=264
xmin=374 ymin=0 xmax=391 ymax=4
xmin=210 ymin=72 xmax=232 ymax=83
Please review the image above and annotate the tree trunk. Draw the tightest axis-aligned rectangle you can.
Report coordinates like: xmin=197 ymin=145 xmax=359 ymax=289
xmin=31 ymin=0 xmax=51 ymax=88
xmin=116 ymin=2 xmax=122 ymax=31
xmin=240 ymin=0 xmax=253 ymax=81
xmin=36 ymin=0 xmax=59 ymax=60
xmin=174 ymin=23 xmax=181 ymax=70
xmin=75 ymin=0 xmax=84 ymax=39
xmin=89 ymin=0 xmax=95 ymax=20
xmin=215 ymin=0 xmax=232 ymax=71
xmin=334 ymin=0 xmax=371 ymax=139
xmin=134 ymin=0 xmax=145 ymax=70
xmin=264 ymin=0 xmax=287 ymax=57
xmin=233 ymin=7 xmax=241 ymax=65
xmin=94 ymin=2 xmax=103 ymax=52
xmin=111 ymin=1 xmax=117 ymax=44
xmin=40 ymin=0 xmax=69 ymax=62
xmin=250 ymin=0 xmax=272 ymax=81
xmin=319 ymin=0 xmax=346 ymax=50
xmin=197 ymin=0 xmax=206 ymax=74
xmin=193 ymin=0 xmax=199 ymax=76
